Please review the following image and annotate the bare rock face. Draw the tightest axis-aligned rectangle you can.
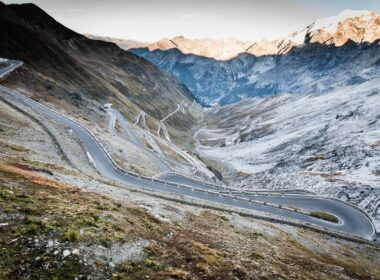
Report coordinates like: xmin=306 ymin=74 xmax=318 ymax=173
xmin=292 ymin=10 xmax=380 ymax=47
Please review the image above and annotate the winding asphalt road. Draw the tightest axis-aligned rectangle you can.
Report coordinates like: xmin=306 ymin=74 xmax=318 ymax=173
xmin=108 ymin=112 xmax=319 ymax=196
xmin=0 ymin=60 xmax=23 ymax=78
xmin=108 ymin=107 xmax=195 ymax=172
xmin=0 ymin=63 xmax=377 ymax=241
xmin=107 ymin=108 xmax=172 ymax=172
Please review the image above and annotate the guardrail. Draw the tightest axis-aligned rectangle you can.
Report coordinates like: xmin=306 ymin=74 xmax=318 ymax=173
xmin=246 ymin=191 xmax=377 ymax=235
xmin=0 ymin=61 xmax=23 ymax=79
xmin=107 ymin=110 xmax=174 ymax=171
xmin=154 ymin=171 xmax=228 ymax=190
xmin=114 ymin=183 xmax=378 ymax=245
xmin=179 ymin=184 xmax=314 ymax=216
xmin=219 ymin=189 xmax=316 ymax=196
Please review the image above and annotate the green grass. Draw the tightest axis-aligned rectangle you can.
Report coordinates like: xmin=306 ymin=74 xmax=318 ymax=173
xmin=310 ymin=211 xmax=339 ymax=223
xmin=63 ymin=228 xmax=79 ymax=242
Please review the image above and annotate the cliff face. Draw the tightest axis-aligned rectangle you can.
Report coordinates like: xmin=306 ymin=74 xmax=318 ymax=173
xmin=299 ymin=10 xmax=380 ymax=46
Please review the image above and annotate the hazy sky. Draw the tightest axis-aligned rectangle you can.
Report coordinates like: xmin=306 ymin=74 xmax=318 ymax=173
xmin=3 ymin=0 xmax=380 ymax=42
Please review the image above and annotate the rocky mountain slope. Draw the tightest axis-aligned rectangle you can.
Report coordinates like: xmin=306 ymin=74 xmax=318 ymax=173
xmin=0 ymin=2 xmax=203 ymax=146
xmin=196 ymin=78 xmax=380 ymax=229
xmin=131 ymin=10 xmax=380 ymax=106
xmin=291 ymin=10 xmax=380 ymax=47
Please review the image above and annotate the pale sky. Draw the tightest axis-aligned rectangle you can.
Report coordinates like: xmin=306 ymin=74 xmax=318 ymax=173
xmin=3 ymin=0 xmax=380 ymax=42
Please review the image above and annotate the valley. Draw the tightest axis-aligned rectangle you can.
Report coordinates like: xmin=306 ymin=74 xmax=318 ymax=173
xmin=2 ymin=62 xmax=375 ymax=240
xmin=0 ymin=58 xmax=378 ymax=279
xmin=0 ymin=2 xmax=380 ymax=279
xmin=129 ymin=10 xmax=380 ymax=234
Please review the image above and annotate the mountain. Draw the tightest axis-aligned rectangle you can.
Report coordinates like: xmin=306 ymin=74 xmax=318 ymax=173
xmin=131 ymin=10 xmax=380 ymax=106
xmin=195 ymin=78 xmax=380 ymax=228
xmin=145 ymin=36 xmax=255 ymax=60
xmin=0 ymin=2 xmax=202 ymax=146
xmin=141 ymin=10 xmax=380 ymax=60
xmin=289 ymin=10 xmax=380 ymax=47
xmin=246 ymin=10 xmax=380 ymax=57
xmin=132 ymin=40 xmax=380 ymax=106
xmin=132 ymin=10 xmax=380 ymax=225
xmin=84 ymin=34 xmax=149 ymax=50
xmin=1 ymin=3 xmax=379 ymax=278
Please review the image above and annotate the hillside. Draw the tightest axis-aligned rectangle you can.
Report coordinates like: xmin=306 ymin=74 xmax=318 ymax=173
xmin=0 ymin=2 xmax=203 ymax=146
xmin=196 ymin=77 xmax=380 ymax=230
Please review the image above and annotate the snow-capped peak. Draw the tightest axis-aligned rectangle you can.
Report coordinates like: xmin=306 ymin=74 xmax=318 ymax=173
xmin=287 ymin=10 xmax=379 ymax=47
xmin=309 ymin=10 xmax=373 ymax=34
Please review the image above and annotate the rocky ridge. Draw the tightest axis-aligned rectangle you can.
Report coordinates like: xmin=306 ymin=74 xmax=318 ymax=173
xmin=138 ymin=10 xmax=380 ymax=60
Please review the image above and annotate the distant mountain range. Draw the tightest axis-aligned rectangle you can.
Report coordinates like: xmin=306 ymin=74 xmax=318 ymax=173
xmin=127 ymin=10 xmax=380 ymax=60
xmin=129 ymin=10 xmax=380 ymax=105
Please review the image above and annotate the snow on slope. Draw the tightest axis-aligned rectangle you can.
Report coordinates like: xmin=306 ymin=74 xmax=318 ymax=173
xmin=311 ymin=10 xmax=372 ymax=33
xmin=196 ymin=79 xmax=380 ymax=228
xmin=289 ymin=10 xmax=379 ymax=46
